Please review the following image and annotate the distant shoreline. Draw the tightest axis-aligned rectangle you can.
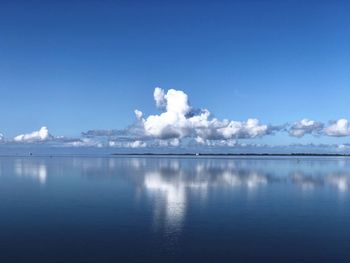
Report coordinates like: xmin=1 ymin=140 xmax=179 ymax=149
xmin=0 ymin=153 xmax=349 ymax=158
xmin=112 ymin=153 xmax=350 ymax=157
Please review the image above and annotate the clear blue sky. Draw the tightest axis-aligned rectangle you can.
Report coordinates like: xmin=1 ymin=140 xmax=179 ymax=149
xmin=1 ymin=0 xmax=349 ymax=146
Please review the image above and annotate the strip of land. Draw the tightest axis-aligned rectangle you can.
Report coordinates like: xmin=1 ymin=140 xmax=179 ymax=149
xmin=112 ymin=153 xmax=350 ymax=157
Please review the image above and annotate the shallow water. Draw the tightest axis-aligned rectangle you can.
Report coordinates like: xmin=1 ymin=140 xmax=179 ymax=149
xmin=0 ymin=156 xmax=350 ymax=262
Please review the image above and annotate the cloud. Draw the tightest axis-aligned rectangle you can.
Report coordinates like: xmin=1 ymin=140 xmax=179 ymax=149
xmin=288 ymin=118 xmax=350 ymax=138
xmin=288 ymin=119 xmax=324 ymax=137
xmin=12 ymin=127 xmax=81 ymax=145
xmin=324 ymin=119 xmax=350 ymax=137
xmin=14 ymin=127 xmax=52 ymax=143
xmin=75 ymin=89 xmax=350 ymax=148
xmin=134 ymin=109 xmax=143 ymax=120
xmin=65 ymin=138 xmax=104 ymax=148
xmin=109 ymin=140 xmax=147 ymax=148
xmin=5 ymin=88 xmax=350 ymax=150
xmin=134 ymin=88 xmax=276 ymax=144
xmin=337 ymin=144 xmax=350 ymax=151
xmin=81 ymin=129 xmax=121 ymax=137
xmin=154 ymin=87 xmax=166 ymax=108
xmin=0 ymin=133 xmax=3 ymax=142
xmin=196 ymin=138 xmax=237 ymax=147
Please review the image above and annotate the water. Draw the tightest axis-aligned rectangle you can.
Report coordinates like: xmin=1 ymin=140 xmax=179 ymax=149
xmin=0 ymin=156 xmax=350 ymax=262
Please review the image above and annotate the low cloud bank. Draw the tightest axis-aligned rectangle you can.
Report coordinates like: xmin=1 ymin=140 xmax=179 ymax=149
xmin=288 ymin=119 xmax=324 ymax=137
xmin=1 ymin=87 xmax=350 ymax=149
xmin=14 ymin=127 xmax=52 ymax=143
xmin=324 ymin=119 xmax=350 ymax=137
xmin=288 ymin=118 xmax=350 ymax=138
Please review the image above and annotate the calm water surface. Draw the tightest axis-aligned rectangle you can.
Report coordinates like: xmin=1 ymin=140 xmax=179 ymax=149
xmin=0 ymin=156 xmax=350 ymax=262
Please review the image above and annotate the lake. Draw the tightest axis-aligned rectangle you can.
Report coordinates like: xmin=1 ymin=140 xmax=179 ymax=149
xmin=0 ymin=156 xmax=349 ymax=262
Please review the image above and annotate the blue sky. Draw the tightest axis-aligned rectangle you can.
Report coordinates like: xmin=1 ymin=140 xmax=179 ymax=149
xmin=1 ymin=0 xmax=350 ymax=150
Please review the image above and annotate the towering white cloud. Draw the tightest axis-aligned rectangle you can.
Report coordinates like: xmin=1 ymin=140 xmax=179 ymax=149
xmin=135 ymin=88 xmax=274 ymax=144
xmin=134 ymin=109 xmax=143 ymax=120
xmin=14 ymin=126 xmax=52 ymax=142
xmin=324 ymin=119 xmax=350 ymax=137
xmin=289 ymin=119 xmax=324 ymax=137
xmin=153 ymin=87 xmax=166 ymax=108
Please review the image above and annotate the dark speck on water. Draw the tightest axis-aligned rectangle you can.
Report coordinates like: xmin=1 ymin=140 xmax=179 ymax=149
xmin=0 ymin=156 xmax=350 ymax=262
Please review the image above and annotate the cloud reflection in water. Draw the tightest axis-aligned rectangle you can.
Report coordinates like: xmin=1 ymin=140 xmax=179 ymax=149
xmin=14 ymin=159 xmax=48 ymax=184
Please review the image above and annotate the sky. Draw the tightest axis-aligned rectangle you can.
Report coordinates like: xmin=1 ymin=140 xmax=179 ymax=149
xmin=0 ymin=0 xmax=350 ymax=152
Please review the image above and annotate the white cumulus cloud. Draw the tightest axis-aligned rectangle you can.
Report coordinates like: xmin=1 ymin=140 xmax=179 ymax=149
xmin=134 ymin=88 xmax=275 ymax=144
xmin=134 ymin=109 xmax=143 ymax=120
xmin=153 ymin=87 xmax=166 ymax=108
xmin=14 ymin=127 xmax=52 ymax=142
xmin=288 ymin=119 xmax=324 ymax=137
xmin=324 ymin=119 xmax=350 ymax=137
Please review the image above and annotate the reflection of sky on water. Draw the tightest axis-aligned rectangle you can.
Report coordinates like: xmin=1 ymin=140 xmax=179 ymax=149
xmin=325 ymin=173 xmax=349 ymax=192
xmin=5 ymin=157 xmax=350 ymax=232
xmin=124 ymin=157 xmax=350 ymax=234
xmin=290 ymin=171 xmax=350 ymax=192
xmin=7 ymin=156 xmax=350 ymax=191
xmin=1 ymin=156 xmax=350 ymax=262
